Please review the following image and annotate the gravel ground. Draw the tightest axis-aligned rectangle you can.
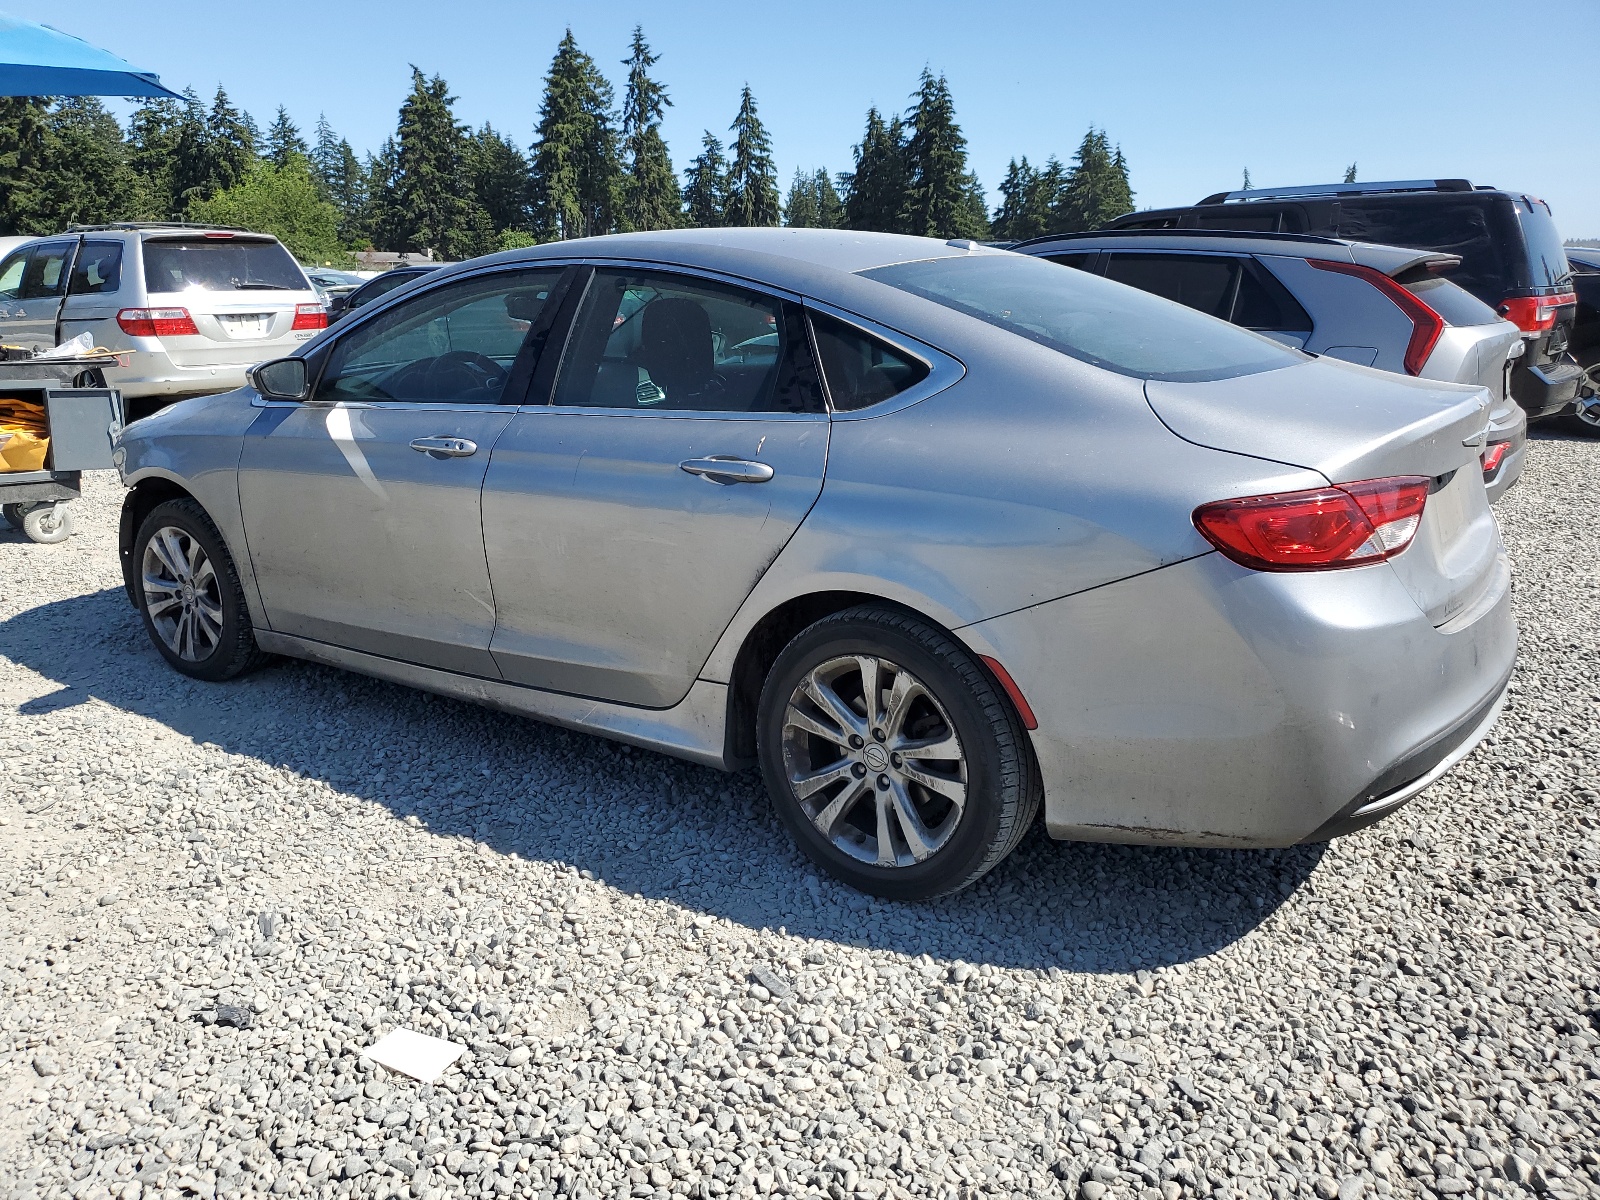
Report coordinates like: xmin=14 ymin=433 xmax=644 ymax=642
xmin=2 ymin=438 xmax=1597 ymax=1200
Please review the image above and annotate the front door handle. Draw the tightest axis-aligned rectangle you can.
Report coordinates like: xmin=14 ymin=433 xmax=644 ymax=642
xmin=679 ymin=456 xmax=775 ymax=484
xmin=411 ymin=436 xmax=477 ymax=458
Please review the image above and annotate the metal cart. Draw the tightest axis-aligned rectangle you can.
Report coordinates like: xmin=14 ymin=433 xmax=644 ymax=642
xmin=0 ymin=358 xmax=125 ymax=544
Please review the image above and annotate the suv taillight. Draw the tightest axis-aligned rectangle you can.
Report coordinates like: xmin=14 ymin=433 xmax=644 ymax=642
xmin=1496 ymin=292 xmax=1577 ymax=334
xmin=1193 ymin=477 xmax=1431 ymax=572
xmin=1307 ymin=259 xmax=1445 ymax=375
xmin=116 ymin=307 xmax=198 ymax=337
xmin=291 ymin=303 xmax=328 ymax=331
xmin=1480 ymin=442 xmax=1511 ymax=476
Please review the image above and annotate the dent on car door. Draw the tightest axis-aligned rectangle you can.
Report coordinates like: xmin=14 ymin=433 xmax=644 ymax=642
xmin=482 ymin=266 xmax=830 ymax=708
xmin=236 ymin=265 xmax=569 ymax=675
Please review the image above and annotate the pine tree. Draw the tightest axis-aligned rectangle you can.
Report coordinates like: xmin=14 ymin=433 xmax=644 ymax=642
xmin=993 ymin=158 xmax=1040 ymax=241
xmin=784 ymin=168 xmax=843 ymax=228
xmin=331 ymin=140 xmax=368 ymax=244
xmin=619 ymin=26 xmax=680 ymax=232
xmin=1052 ymin=128 xmax=1133 ymax=232
xmin=360 ymin=139 xmax=400 ymax=248
xmin=900 ymin=71 xmax=986 ymax=239
xmin=0 ymin=98 xmax=50 ymax=234
xmin=310 ymin=114 xmax=341 ymax=199
xmin=1343 ymin=162 xmax=1358 ymax=184
xmin=125 ymin=96 xmax=183 ymax=218
xmin=169 ymin=88 xmax=212 ymax=212
xmin=724 ymin=86 xmax=779 ymax=228
xmin=529 ymin=30 xmax=620 ymax=242
xmin=839 ymin=107 xmax=908 ymax=233
xmin=1242 ymin=166 xmax=1252 ymax=190
xmin=466 ymin=123 xmax=531 ymax=239
xmin=202 ymin=86 xmax=256 ymax=198
xmin=265 ymin=106 xmax=308 ymax=168
xmin=682 ymin=132 xmax=727 ymax=227
xmin=38 ymin=100 xmax=138 ymax=228
xmin=389 ymin=68 xmax=471 ymax=256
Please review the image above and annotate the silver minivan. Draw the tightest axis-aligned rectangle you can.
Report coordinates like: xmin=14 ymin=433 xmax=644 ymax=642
xmin=0 ymin=223 xmax=325 ymax=414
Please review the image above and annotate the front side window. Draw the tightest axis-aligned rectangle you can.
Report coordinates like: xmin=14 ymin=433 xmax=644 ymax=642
xmin=316 ymin=269 xmax=562 ymax=404
xmin=1104 ymin=252 xmax=1239 ymax=319
xmin=143 ymin=237 xmax=307 ymax=294
xmin=809 ymin=313 xmax=930 ymax=411
xmin=20 ymin=242 xmax=72 ymax=299
xmin=68 ymin=241 xmax=123 ymax=295
xmin=863 ymin=253 xmax=1301 ymax=383
xmin=552 ymin=269 xmax=822 ymax=413
xmin=0 ymin=251 xmax=26 ymax=300
xmin=349 ymin=271 xmax=419 ymax=310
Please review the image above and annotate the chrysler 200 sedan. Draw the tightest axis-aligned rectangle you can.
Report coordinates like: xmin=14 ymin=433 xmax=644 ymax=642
xmin=114 ymin=229 xmax=1517 ymax=899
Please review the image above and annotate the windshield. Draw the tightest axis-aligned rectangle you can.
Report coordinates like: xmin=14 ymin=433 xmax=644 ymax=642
xmin=861 ymin=253 xmax=1302 ymax=382
xmin=142 ymin=238 xmax=307 ymax=293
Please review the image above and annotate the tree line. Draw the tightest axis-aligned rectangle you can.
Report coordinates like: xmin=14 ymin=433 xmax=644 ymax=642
xmin=0 ymin=27 xmax=1135 ymax=261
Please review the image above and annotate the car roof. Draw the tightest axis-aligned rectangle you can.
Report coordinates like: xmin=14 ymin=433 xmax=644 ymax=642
xmin=1014 ymin=229 xmax=1460 ymax=278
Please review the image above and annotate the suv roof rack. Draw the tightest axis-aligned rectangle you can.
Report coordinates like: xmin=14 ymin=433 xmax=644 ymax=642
xmin=1010 ymin=228 xmax=1348 ymax=250
xmin=64 ymin=221 xmax=251 ymax=233
xmin=1194 ymin=179 xmax=1477 ymax=205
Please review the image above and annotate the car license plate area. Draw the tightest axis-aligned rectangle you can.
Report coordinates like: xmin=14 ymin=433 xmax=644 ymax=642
xmin=218 ymin=313 xmax=271 ymax=339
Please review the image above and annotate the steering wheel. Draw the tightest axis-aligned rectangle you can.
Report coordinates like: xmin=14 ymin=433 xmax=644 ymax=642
xmin=420 ymin=350 xmax=508 ymax=398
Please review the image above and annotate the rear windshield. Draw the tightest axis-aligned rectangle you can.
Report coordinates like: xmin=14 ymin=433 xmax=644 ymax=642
xmin=142 ymin=238 xmax=307 ymax=294
xmin=861 ymin=253 xmax=1301 ymax=383
xmin=1402 ymin=276 xmax=1501 ymax=327
xmin=1514 ymin=202 xmax=1571 ymax=290
xmin=1334 ymin=199 xmax=1512 ymax=301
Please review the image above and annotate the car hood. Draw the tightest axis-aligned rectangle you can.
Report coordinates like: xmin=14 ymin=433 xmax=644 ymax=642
xmin=1143 ymin=358 xmax=1491 ymax=484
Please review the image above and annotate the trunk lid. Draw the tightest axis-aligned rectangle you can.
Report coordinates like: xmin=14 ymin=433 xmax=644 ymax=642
xmin=1147 ymin=357 xmax=1501 ymax=626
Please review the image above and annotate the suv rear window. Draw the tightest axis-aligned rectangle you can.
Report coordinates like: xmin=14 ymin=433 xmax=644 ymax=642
xmin=1334 ymin=199 xmax=1511 ymax=302
xmin=1514 ymin=201 xmax=1571 ymax=290
xmin=862 ymin=253 xmax=1301 ymax=383
xmin=142 ymin=238 xmax=307 ymax=294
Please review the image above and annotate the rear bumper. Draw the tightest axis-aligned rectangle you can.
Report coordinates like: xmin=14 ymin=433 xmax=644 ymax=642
xmin=959 ymin=550 xmax=1517 ymax=847
xmin=1511 ymin=356 xmax=1584 ymax=418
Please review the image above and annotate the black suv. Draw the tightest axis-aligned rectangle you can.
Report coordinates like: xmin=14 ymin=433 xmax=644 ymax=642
xmin=1105 ymin=179 xmax=1583 ymax=423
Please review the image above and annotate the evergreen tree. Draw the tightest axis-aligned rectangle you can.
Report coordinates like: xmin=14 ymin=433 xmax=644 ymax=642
xmin=265 ymin=106 xmax=308 ymax=168
xmin=1051 ymin=128 xmax=1133 ymax=232
xmin=1343 ymin=162 xmax=1358 ymax=184
xmin=0 ymin=98 xmax=49 ymax=234
xmin=681 ymin=132 xmax=727 ymax=227
xmin=466 ymin=123 xmax=531 ymax=238
xmin=310 ymin=113 xmax=341 ymax=198
xmin=992 ymin=155 xmax=1068 ymax=240
xmin=389 ymin=68 xmax=471 ymax=256
xmin=125 ymin=96 xmax=183 ymax=218
xmin=724 ymin=86 xmax=779 ymax=228
xmin=529 ymin=30 xmax=620 ymax=242
xmin=169 ymin=89 xmax=212 ymax=212
xmin=202 ymin=86 xmax=256 ymax=197
xmin=360 ymin=138 xmax=400 ymax=248
xmin=39 ymin=100 xmax=138 ymax=228
xmin=784 ymin=168 xmax=843 ymax=228
xmin=330 ymin=140 xmax=368 ymax=244
xmin=900 ymin=71 xmax=986 ymax=239
xmin=619 ymin=26 xmax=680 ymax=232
xmin=839 ymin=107 xmax=908 ymax=233
xmin=1241 ymin=166 xmax=1252 ymax=190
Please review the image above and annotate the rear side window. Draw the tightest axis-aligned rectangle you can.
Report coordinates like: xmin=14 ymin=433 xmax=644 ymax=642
xmin=809 ymin=313 xmax=930 ymax=412
xmin=1103 ymin=252 xmax=1312 ymax=333
xmin=1335 ymin=199 xmax=1511 ymax=301
xmin=68 ymin=241 xmax=123 ymax=295
xmin=1186 ymin=210 xmax=1287 ymax=233
xmin=1514 ymin=201 xmax=1571 ymax=289
xmin=1402 ymin=277 xmax=1500 ymax=327
xmin=1046 ymin=252 xmax=1098 ymax=271
xmin=143 ymin=238 xmax=307 ymax=294
xmin=350 ymin=271 xmax=420 ymax=310
xmin=863 ymin=253 xmax=1301 ymax=383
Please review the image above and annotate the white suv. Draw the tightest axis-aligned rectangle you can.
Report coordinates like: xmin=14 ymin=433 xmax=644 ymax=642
xmin=0 ymin=223 xmax=325 ymax=414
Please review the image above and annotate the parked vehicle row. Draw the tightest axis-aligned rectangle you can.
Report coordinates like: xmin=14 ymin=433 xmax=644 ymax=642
xmin=1009 ymin=228 xmax=1529 ymax=500
xmin=115 ymin=229 xmax=1515 ymax=899
xmin=1104 ymin=178 xmax=1592 ymax=435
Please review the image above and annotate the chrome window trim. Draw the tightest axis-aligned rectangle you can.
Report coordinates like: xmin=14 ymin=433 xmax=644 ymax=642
xmin=801 ymin=299 xmax=966 ymax=420
xmin=250 ymin=396 xmax=513 ymax=415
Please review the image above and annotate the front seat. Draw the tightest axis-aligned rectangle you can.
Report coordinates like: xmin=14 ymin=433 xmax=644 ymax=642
xmin=636 ymin=298 xmax=715 ymax=404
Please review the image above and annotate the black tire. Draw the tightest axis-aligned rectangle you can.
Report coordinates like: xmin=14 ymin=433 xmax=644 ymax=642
xmin=2 ymin=503 xmax=24 ymax=530
xmin=133 ymin=498 xmax=268 ymax=682
xmin=757 ymin=605 xmax=1041 ymax=901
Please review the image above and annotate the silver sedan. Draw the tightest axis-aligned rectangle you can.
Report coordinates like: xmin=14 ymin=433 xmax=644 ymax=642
xmin=114 ymin=230 xmax=1517 ymax=899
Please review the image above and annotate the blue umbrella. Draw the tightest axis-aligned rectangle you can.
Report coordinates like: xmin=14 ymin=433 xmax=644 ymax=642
xmin=0 ymin=13 xmax=181 ymax=98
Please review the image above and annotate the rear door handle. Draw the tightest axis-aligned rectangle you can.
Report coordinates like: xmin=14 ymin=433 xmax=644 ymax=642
xmin=679 ymin=456 xmax=775 ymax=484
xmin=411 ymin=436 xmax=477 ymax=458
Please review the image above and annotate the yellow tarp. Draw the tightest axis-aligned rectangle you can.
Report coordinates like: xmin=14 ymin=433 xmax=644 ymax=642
xmin=0 ymin=398 xmax=48 ymax=473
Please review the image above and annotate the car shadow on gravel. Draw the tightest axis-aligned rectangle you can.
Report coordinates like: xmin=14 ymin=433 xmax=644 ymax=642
xmin=3 ymin=587 xmax=1323 ymax=974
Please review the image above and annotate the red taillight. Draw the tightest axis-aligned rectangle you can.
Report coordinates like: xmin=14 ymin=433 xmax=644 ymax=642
xmin=116 ymin=307 xmax=198 ymax=337
xmin=291 ymin=303 xmax=328 ymax=331
xmin=1480 ymin=442 xmax=1511 ymax=475
xmin=1496 ymin=292 xmax=1577 ymax=334
xmin=1194 ymin=476 xmax=1430 ymax=572
xmin=1308 ymin=259 xmax=1444 ymax=375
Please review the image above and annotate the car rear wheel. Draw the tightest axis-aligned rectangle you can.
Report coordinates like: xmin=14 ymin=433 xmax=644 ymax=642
xmin=757 ymin=606 xmax=1040 ymax=900
xmin=134 ymin=499 xmax=267 ymax=681
xmin=1562 ymin=382 xmax=1600 ymax=438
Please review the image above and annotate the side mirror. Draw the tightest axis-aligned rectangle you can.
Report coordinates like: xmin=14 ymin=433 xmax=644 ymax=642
xmin=250 ymin=357 xmax=310 ymax=401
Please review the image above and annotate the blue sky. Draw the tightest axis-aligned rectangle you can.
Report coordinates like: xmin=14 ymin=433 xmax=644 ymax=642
xmin=17 ymin=0 xmax=1600 ymax=237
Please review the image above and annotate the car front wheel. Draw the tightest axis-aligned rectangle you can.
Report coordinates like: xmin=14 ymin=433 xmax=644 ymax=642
xmin=757 ymin=606 xmax=1040 ymax=900
xmin=133 ymin=498 xmax=267 ymax=681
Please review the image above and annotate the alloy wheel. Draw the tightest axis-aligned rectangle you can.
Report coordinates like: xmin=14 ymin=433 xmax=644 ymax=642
xmin=780 ymin=654 xmax=967 ymax=867
xmin=142 ymin=525 xmax=223 ymax=662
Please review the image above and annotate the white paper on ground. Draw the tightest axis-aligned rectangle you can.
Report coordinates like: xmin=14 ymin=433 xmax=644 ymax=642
xmin=362 ymin=1027 xmax=467 ymax=1082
